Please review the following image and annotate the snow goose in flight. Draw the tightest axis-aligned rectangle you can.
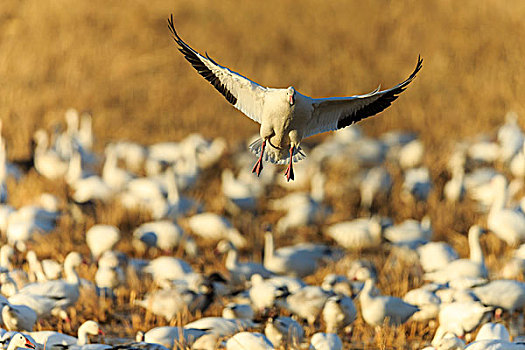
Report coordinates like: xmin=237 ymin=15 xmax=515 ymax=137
xmin=167 ymin=16 xmax=422 ymax=181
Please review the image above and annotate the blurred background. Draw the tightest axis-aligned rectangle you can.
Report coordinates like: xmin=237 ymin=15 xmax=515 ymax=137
xmin=1 ymin=0 xmax=524 ymax=161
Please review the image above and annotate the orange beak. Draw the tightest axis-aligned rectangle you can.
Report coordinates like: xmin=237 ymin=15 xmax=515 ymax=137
xmin=98 ymin=329 xmax=105 ymax=336
xmin=24 ymin=338 xmax=36 ymax=349
xmin=289 ymin=95 xmax=294 ymax=105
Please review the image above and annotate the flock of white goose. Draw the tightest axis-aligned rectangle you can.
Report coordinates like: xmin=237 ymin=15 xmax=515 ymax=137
xmin=0 ymin=108 xmax=524 ymax=350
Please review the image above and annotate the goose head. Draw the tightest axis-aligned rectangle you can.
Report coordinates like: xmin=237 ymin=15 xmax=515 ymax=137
xmin=287 ymin=86 xmax=296 ymax=106
xmin=216 ymin=240 xmax=235 ymax=254
xmin=6 ymin=333 xmax=36 ymax=350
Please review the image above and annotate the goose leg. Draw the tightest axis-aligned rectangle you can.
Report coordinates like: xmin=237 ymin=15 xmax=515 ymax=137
xmin=284 ymin=145 xmax=295 ymax=182
xmin=252 ymin=140 xmax=266 ymax=176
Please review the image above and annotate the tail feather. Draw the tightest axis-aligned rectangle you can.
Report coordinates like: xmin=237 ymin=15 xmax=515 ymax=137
xmin=248 ymin=138 xmax=306 ymax=165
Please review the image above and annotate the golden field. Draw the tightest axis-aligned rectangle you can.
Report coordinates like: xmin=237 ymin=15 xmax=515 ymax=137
xmin=0 ymin=0 xmax=524 ymax=349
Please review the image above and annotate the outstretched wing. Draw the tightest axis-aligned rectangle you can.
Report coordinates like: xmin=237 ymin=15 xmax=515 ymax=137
xmin=168 ymin=15 xmax=267 ymax=124
xmin=304 ymin=56 xmax=422 ymax=138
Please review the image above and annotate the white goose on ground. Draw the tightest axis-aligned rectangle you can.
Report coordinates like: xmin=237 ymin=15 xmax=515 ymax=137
xmin=5 ymin=333 xmax=36 ymax=350
xmin=264 ymin=316 xmax=304 ymax=348
xmin=225 ymin=332 xmax=274 ymax=350
xmin=263 ymin=232 xmax=333 ymax=278
xmin=132 ymin=220 xmax=197 ymax=256
xmin=359 ymin=166 xmax=392 ymax=209
xmin=168 ymin=17 xmax=422 ymax=181
xmin=222 ymin=303 xmax=254 ymax=320
xmin=384 ymin=216 xmax=432 ymax=248
xmin=16 ymin=251 xmax=83 ymax=317
xmin=475 ymin=322 xmax=510 ymax=342
xmin=187 ymin=213 xmax=247 ymax=248
xmin=134 ymin=281 xmax=215 ymax=322
xmin=358 ymin=279 xmax=418 ymax=327
xmin=143 ymin=256 xmax=193 ymax=285
xmin=424 ymin=226 xmax=487 ymax=283
xmin=248 ymin=274 xmax=292 ymax=311
xmin=322 ymin=295 xmax=357 ymax=333
xmin=417 ymin=241 xmax=459 ymax=273
xmin=216 ymin=240 xmax=273 ymax=286
xmin=309 ymin=333 xmax=343 ymax=350
xmin=325 ymin=217 xmax=382 ymax=251
xmin=1 ymin=304 xmax=37 ymax=331
xmin=184 ymin=317 xmax=255 ymax=338
xmin=33 ymin=129 xmax=69 ymax=181
xmin=277 ymin=285 xmax=332 ymax=325
xmin=86 ymin=225 xmax=121 ymax=260
xmin=487 ymin=175 xmax=525 ymax=246
xmin=402 ymin=287 xmax=441 ymax=322
xmin=137 ymin=326 xmax=208 ymax=349
xmin=28 ymin=320 xmax=103 ymax=348
xmin=437 ymin=301 xmax=493 ymax=338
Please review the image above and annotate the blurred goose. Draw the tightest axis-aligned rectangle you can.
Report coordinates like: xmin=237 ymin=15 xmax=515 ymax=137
xmin=429 ymin=330 xmax=466 ymax=350
xmin=269 ymin=188 xmax=327 ymax=234
xmin=309 ymin=333 xmax=343 ymax=350
xmin=1 ymin=304 xmax=37 ymax=331
xmin=102 ymin=144 xmax=135 ymax=192
xmin=67 ymin=151 xmax=113 ymax=204
xmin=465 ymin=339 xmax=525 ymax=350
xmin=384 ymin=216 xmax=432 ymax=247
xmin=359 ymin=279 xmax=418 ymax=327
xmin=424 ymin=226 xmax=487 ymax=283
xmin=6 ymin=333 xmax=36 ymax=350
xmin=26 ymin=251 xmax=62 ymax=282
xmin=510 ymin=142 xmax=525 ymax=178
xmin=187 ymin=213 xmax=247 ymax=248
xmin=487 ymin=175 xmax=525 ymax=245
xmin=277 ymin=285 xmax=332 ymax=325
xmin=138 ymin=326 xmax=208 ymax=349
xmin=475 ymin=322 xmax=510 ymax=342
xmin=221 ymin=169 xmax=259 ymax=213
xmin=438 ymin=301 xmax=493 ymax=337
xmin=95 ymin=251 xmax=125 ymax=295
xmin=325 ymin=217 xmax=382 ymax=250
xmin=33 ymin=129 xmax=69 ymax=180
xmin=417 ymin=241 xmax=459 ymax=273
xmin=322 ymin=295 xmax=357 ymax=333
xmin=184 ymin=317 xmax=255 ymax=338
xmin=86 ymin=225 xmax=121 ymax=259
xmin=403 ymin=287 xmax=441 ymax=322
xmin=216 ymin=240 xmax=273 ymax=285
xmin=150 ymin=168 xmax=198 ymax=220
xmin=134 ymin=281 xmax=214 ymax=321
xmin=29 ymin=320 xmax=103 ymax=347
xmin=359 ymin=166 xmax=392 ymax=209
xmin=222 ymin=303 xmax=254 ymax=320
xmin=472 ymin=280 xmax=525 ymax=313
xmin=112 ymin=141 xmax=147 ymax=173
xmin=399 ymin=139 xmax=424 ymax=169
xmin=264 ymin=316 xmax=304 ymax=348
xmin=133 ymin=220 xmax=197 ymax=256
xmin=17 ymin=251 xmax=83 ymax=316
xmin=263 ymin=232 xmax=332 ymax=277
xmin=402 ymin=167 xmax=432 ymax=202
xmin=468 ymin=138 xmax=500 ymax=164
xmin=497 ymin=111 xmax=523 ymax=163
xmin=444 ymin=164 xmax=466 ymax=203
xmin=8 ymin=293 xmax=67 ymax=320
xmin=321 ymin=274 xmax=352 ymax=297
xmin=6 ymin=203 xmax=60 ymax=246
xmin=168 ymin=18 xmax=422 ymax=181
xmin=225 ymin=332 xmax=274 ymax=350
xmin=143 ymin=256 xmax=193 ymax=285
xmin=249 ymin=274 xmax=292 ymax=311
